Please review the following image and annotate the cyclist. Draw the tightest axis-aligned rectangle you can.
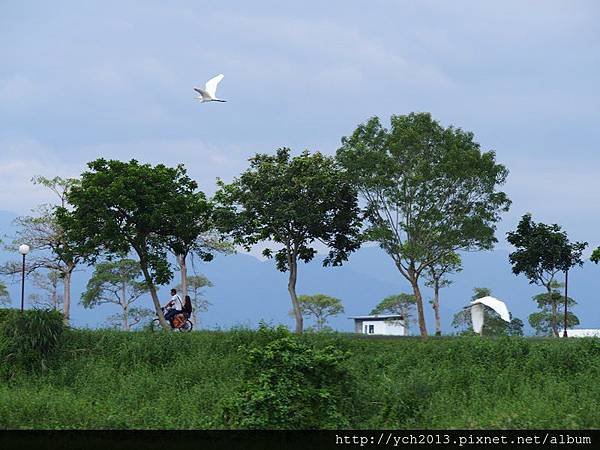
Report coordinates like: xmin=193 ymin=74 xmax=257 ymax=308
xmin=163 ymin=288 xmax=183 ymax=326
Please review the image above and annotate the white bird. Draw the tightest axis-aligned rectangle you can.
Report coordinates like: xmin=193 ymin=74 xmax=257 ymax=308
xmin=193 ymin=74 xmax=226 ymax=103
xmin=465 ymin=296 xmax=510 ymax=335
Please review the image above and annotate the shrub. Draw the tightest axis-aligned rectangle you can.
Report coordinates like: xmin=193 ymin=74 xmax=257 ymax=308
xmin=0 ymin=308 xmax=65 ymax=379
xmin=222 ymin=325 xmax=357 ymax=429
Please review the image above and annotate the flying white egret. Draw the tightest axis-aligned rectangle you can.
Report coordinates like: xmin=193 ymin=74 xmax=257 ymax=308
xmin=193 ymin=74 xmax=226 ymax=103
xmin=465 ymin=296 xmax=510 ymax=335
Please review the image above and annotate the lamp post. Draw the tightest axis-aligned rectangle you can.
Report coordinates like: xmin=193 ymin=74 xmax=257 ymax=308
xmin=563 ymin=268 xmax=569 ymax=338
xmin=18 ymin=244 xmax=30 ymax=312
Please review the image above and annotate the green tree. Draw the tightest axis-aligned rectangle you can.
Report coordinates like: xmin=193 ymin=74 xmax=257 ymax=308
xmin=528 ymin=284 xmax=579 ymax=336
xmin=424 ymin=252 xmax=462 ymax=336
xmin=294 ymin=294 xmax=344 ymax=332
xmin=81 ymin=258 xmax=151 ymax=331
xmin=215 ymin=148 xmax=362 ymax=333
xmin=370 ymin=293 xmax=416 ymax=335
xmin=57 ymin=159 xmax=205 ymax=329
xmin=591 ymin=248 xmax=600 ymax=265
xmin=176 ymin=274 xmax=213 ymax=326
xmin=166 ymin=192 xmax=229 ymax=300
xmin=452 ymin=288 xmax=523 ymax=336
xmin=1 ymin=176 xmax=83 ymax=323
xmin=507 ymin=214 xmax=587 ymax=336
xmin=337 ymin=113 xmax=510 ymax=337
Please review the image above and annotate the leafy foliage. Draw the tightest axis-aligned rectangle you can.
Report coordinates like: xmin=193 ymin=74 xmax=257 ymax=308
xmin=57 ymin=159 xmax=210 ymax=329
xmin=0 ymin=309 xmax=65 ymax=379
xmin=215 ymin=148 xmax=362 ymax=332
xmin=528 ymin=287 xmax=580 ymax=336
xmin=1 ymin=176 xmax=83 ymax=323
xmin=337 ymin=113 xmax=511 ymax=336
xmin=370 ymin=293 xmax=416 ymax=332
xmin=81 ymin=259 xmax=151 ymax=330
xmin=2 ymin=329 xmax=600 ymax=429
xmin=295 ymin=294 xmax=344 ymax=331
xmin=223 ymin=326 xmax=356 ymax=429
xmin=507 ymin=214 xmax=588 ymax=288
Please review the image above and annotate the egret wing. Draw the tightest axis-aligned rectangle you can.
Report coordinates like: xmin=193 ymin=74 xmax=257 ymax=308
xmin=473 ymin=296 xmax=510 ymax=322
xmin=204 ymin=74 xmax=224 ymax=97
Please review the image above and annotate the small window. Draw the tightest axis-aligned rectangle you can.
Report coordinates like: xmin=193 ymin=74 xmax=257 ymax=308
xmin=368 ymin=325 xmax=374 ymax=334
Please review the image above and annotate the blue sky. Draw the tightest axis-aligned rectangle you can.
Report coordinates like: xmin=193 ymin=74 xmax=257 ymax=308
xmin=1 ymin=0 xmax=599 ymax=250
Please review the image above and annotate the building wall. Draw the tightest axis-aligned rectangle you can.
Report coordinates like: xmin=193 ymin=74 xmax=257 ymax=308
xmin=565 ymin=329 xmax=600 ymax=337
xmin=360 ymin=319 xmax=406 ymax=336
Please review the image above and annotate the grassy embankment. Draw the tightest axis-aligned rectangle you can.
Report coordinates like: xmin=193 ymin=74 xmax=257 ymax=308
xmin=1 ymin=314 xmax=599 ymax=429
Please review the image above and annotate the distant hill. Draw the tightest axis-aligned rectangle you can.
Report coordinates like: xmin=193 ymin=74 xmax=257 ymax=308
xmin=1 ymin=209 xmax=598 ymax=333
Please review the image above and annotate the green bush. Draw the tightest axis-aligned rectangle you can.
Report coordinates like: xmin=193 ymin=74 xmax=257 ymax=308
xmin=0 ymin=308 xmax=65 ymax=379
xmin=222 ymin=325 xmax=357 ymax=429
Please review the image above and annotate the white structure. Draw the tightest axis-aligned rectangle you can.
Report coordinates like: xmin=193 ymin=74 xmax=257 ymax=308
xmin=350 ymin=315 xmax=407 ymax=336
xmin=466 ymin=296 xmax=510 ymax=336
xmin=563 ymin=329 xmax=600 ymax=338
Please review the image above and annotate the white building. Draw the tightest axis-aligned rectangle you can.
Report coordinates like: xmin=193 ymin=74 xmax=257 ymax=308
xmin=563 ymin=329 xmax=600 ymax=337
xmin=349 ymin=315 xmax=407 ymax=336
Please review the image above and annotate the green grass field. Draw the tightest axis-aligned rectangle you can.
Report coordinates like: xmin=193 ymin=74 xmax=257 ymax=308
xmin=1 ymin=323 xmax=599 ymax=429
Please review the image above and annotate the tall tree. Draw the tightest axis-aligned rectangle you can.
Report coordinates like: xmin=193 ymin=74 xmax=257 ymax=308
xmin=370 ymin=293 xmax=416 ymax=335
xmin=176 ymin=274 xmax=213 ymax=326
xmin=1 ymin=176 xmax=83 ymax=323
xmin=215 ymin=148 xmax=362 ymax=333
xmin=338 ymin=113 xmax=510 ymax=337
xmin=81 ymin=258 xmax=151 ymax=331
xmin=507 ymin=214 xmax=587 ymax=336
xmin=452 ymin=287 xmax=523 ymax=336
xmin=28 ymin=270 xmax=63 ymax=310
xmin=295 ymin=294 xmax=344 ymax=332
xmin=57 ymin=159 xmax=206 ymax=329
xmin=528 ymin=284 xmax=579 ymax=336
xmin=424 ymin=252 xmax=462 ymax=336
xmin=166 ymin=193 xmax=229 ymax=299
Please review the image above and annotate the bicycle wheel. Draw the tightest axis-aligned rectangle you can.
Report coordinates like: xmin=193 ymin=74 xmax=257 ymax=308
xmin=179 ymin=319 xmax=193 ymax=332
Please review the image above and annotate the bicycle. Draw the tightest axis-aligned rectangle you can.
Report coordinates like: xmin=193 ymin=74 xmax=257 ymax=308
xmin=152 ymin=307 xmax=193 ymax=332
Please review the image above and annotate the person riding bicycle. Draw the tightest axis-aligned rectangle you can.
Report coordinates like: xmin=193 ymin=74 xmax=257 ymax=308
xmin=182 ymin=295 xmax=193 ymax=320
xmin=163 ymin=288 xmax=183 ymax=326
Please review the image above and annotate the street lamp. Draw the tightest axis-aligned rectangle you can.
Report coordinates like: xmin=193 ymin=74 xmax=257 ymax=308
xmin=18 ymin=244 xmax=30 ymax=312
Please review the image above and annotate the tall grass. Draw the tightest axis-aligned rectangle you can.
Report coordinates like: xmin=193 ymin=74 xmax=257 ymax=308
xmin=0 ymin=324 xmax=599 ymax=429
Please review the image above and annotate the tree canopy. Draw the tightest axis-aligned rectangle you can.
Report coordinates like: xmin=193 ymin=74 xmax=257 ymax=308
xmin=337 ymin=112 xmax=511 ymax=336
xmin=215 ymin=148 xmax=362 ymax=333
xmin=81 ymin=258 xmax=151 ymax=331
xmin=295 ymin=294 xmax=344 ymax=332
xmin=507 ymin=214 xmax=588 ymax=290
xmin=57 ymin=159 xmax=209 ymax=329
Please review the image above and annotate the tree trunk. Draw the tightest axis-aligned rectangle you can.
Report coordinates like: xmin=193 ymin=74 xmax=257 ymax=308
xmin=139 ymin=259 xmax=169 ymax=330
xmin=287 ymin=252 xmax=302 ymax=334
xmin=408 ymin=268 xmax=428 ymax=338
xmin=62 ymin=269 xmax=72 ymax=325
xmin=121 ymin=280 xmax=129 ymax=331
xmin=433 ymin=279 xmax=441 ymax=336
xmin=177 ymin=253 xmax=188 ymax=299
xmin=547 ymin=283 xmax=558 ymax=337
